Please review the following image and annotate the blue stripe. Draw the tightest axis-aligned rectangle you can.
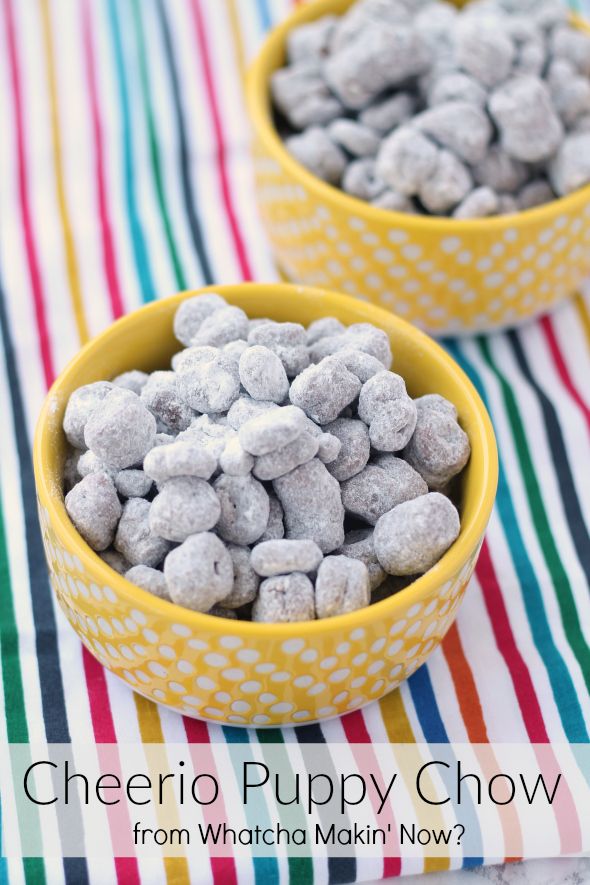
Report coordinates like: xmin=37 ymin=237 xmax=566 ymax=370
xmin=105 ymin=0 xmax=156 ymax=301
xmin=255 ymin=0 xmax=273 ymax=33
xmin=447 ymin=340 xmax=589 ymax=743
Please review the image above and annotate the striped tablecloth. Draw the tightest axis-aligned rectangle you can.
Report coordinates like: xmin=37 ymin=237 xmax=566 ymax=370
xmin=1 ymin=1 xmax=589 ymax=883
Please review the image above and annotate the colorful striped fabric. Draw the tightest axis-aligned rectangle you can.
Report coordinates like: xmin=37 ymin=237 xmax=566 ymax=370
xmin=1 ymin=0 xmax=590 ymax=882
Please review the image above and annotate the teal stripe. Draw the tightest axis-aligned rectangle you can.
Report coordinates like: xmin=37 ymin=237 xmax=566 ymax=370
xmin=448 ymin=340 xmax=589 ymax=742
xmin=105 ymin=0 xmax=156 ymax=301
xmin=223 ymin=726 xmax=280 ymax=885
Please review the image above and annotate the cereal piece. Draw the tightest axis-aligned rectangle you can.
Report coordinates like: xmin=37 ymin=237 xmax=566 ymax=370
xmin=315 ymin=555 xmax=370 ymax=619
xmin=177 ymin=414 xmax=235 ymax=459
xmin=238 ymin=405 xmax=307 ymax=456
xmin=419 ymin=149 xmax=473 ymax=215
xmin=65 ymin=473 xmax=122 ymax=551
xmin=287 ymin=15 xmax=337 ymax=63
xmin=289 ymin=357 xmax=362 ymax=425
xmin=100 ymin=548 xmax=131 ymax=575
xmin=497 ymin=193 xmax=518 ymax=214
xmin=114 ymin=469 xmax=153 ymax=499
xmin=143 ymin=440 xmax=216 ymax=485
xmin=359 ymin=92 xmax=415 ymax=133
xmin=329 ymin=0 xmax=414 ymax=52
xmin=252 ymin=573 xmax=315 ymax=623
xmin=125 ymin=564 xmax=170 ymax=600
xmin=453 ymin=186 xmax=499 ymax=218
xmin=403 ymin=399 xmax=470 ymax=489
xmin=338 ymin=528 xmax=386 ymax=591
xmin=309 ymin=323 xmax=392 ymax=370
xmin=273 ymin=459 xmax=345 ymax=553
xmin=328 ymin=119 xmax=381 ymax=157
xmin=84 ymin=388 xmax=156 ymax=470
xmin=149 ymin=477 xmax=221 ymax=542
xmin=285 ymin=127 xmax=347 ymax=184
xmin=414 ymin=101 xmax=492 ymax=164
xmin=253 ymin=431 xmax=319 ymax=481
xmin=248 ymin=321 xmax=310 ymax=377
xmin=513 ymin=40 xmax=546 ymax=76
xmin=340 ymin=459 xmax=425 ymax=525
xmin=489 ymin=76 xmax=564 ymax=163
xmin=317 ymin=432 xmax=341 ymax=464
xmin=551 ymin=24 xmax=590 ymax=77
xmin=357 ymin=370 xmax=417 ymax=451
xmin=250 ymin=539 xmax=323 ymax=577
xmin=77 ymin=450 xmax=116 ymax=479
xmin=164 ymin=533 xmax=234 ymax=612
xmin=176 ymin=347 xmax=240 ymax=414
xmin=534 ymin=0 xmax=566 ymax=30
xmin=428 ymin=72 xmax=487 ymax=108
xmin=342 ymin=158 xmax=388 ymax=201
xmin=218 ymin=544 xmax=260 ymax=608
xmin=414 ymin=1 xmax=458 ymax=53
xmin=63 ymin=381 xmax=113 ymax=449
xmin=306 ymin=317 xmax=346 ymax=346
xmin=454 ymin=16 xmax=515 ymax=87
xmin=324 ymin=21 xmax=429 ymax=110
xmin=271 ymin=61 xmax=342 ymax=129
xmin=371 ymin=190 xmax=416 ymax=212
xmin=140 ymin=371 xmax=194 ymax=432
xmin=472 ymin=145 xmax=527 ymax=193
xmin=259 ymin=496 xmax=285 ymax=542
xmin=114 ymin=498 xmax=171 ymax=567
xmin=375 ymin=127 xmax=438 ymax=196
xmin=222 ymin=339 xmax=249 ymax=367
xmin=219 ymin=436 xmax=254 ymax=476
xmin=226 ymin=396 xmax=280 ymax=430
xmin=112 ymin=370 xmax=149 ymax=395
xmin=572 ymin=114 xmax=590 ymax=133
xmin=337 ymin=349 xmax=385 ymax=383
xmin=372 ymin=452 xmax=429 ymax=494
xmin=324 ymin=417 xmax=370 ymax=481
xmin=551 ymin=76 xmax=590 ymax=128
xmin=190 ymin=305 xmax=249 ymax=348
xmin=173 ymin=293 xmax=227 ymax=346
xmin=549 ymin=132 xmax=590 ymax=196
xmin=517 ymin=180 xmax=555 ymax=210
xmin=63 ymin=450 xmax=82 ymax=492
xmin=213 ymin=474 xmax=270 ymax=545
xmin=374 ymin=492 xmax=460 ymax=575
xmin=238 ymin=345 xmax=289 ymax=403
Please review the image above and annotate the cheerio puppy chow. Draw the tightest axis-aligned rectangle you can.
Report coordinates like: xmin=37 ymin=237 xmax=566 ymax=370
xmin=62 ymin=293 xmax=470 ymax=622
xmin=273 ymin=0 xmax=590 ymax=216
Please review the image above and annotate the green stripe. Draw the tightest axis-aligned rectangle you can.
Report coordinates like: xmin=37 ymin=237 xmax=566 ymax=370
xmin=477 ymin=338 xmax=590 ymax=692
xmin=258 ymin=730 xmax=314 ymax=884
xmin=130 ymin=0 xmax=187 ymax=290
xmin=0 ymin=497 xmax=46 ymax=882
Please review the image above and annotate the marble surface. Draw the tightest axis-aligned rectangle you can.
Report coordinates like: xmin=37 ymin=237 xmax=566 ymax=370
xmin=369 ymin=856 xmax=590 ymax=884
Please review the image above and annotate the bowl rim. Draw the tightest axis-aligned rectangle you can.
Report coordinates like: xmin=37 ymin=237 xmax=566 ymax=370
xmin=34 ymin=283 xmax=498 ymax=638
xmin=245 ymin=0 xmax=590 ymax=232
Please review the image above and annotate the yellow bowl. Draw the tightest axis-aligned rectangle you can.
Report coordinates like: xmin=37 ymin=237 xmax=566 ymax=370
xmin=246 ymin=0 xmax=590 ymax=336
xmin=34 ymin=284 xmax=498 ymax=727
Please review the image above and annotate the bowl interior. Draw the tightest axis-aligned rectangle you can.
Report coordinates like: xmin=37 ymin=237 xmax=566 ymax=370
xmin=35 ymin=284 xmax=497 ymax=635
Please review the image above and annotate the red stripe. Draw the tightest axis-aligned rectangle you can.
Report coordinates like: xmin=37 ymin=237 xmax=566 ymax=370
xmin=81 ymin=0 xmax=125 ymax=320
xmin=187 ymin=0 xmax=252 ymax=281
xmin=2 ymin=0 xmax=55 ymax=387
xmin=442 ymin=624 xmax=489 ymax=743
xmin=476 ymin=541 xmax=549 ymax=742
xmin=541 ymin=316 xmax=590 ymax=427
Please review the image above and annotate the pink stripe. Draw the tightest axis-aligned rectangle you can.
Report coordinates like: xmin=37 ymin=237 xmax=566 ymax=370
xmin=541 ymin=316 xmax=590 ymax=427
xmin=342 ymin=712 xmax=401 ymax=876
xmin=184 ymin=717 xmax=238 ymax=885
xmin=83 ymin=650 xmax=141 ymax=881
xmin=2 ymin=0 xmax=55 ymax=387
xmin=81 ymin=0 xmax=125 ymax=320
xmin=188 ymin=0 xmax=252 ymax=281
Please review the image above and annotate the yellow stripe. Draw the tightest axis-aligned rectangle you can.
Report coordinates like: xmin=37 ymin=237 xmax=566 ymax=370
xmin=574 ymin=294 xmax=590 ymax=354
xmin=39 ymin=0 xmax=90 ymax=345
xmin=134 ymin=696 xmax=191 ymax=883
xmin=226 ymin=0 xmax=246 ymax=78
xmin=380 ymin=689 xmax=450 ymax=872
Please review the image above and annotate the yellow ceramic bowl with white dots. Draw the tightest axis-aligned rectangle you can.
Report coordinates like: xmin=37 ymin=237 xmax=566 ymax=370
xmin=246 ymin=0 xmax=590 ymax=336
xmin=34 ymin=284 xmax=497 ymax=727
